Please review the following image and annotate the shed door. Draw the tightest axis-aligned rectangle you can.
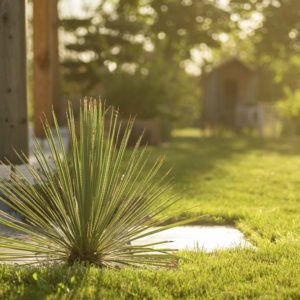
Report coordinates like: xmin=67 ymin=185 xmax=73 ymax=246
xmin=223 ymin=79 xmax=238 ymax=125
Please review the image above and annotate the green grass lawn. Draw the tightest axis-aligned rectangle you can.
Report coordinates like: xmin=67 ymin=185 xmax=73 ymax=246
xmin=1 ymin=130 xmax=300 ymax=299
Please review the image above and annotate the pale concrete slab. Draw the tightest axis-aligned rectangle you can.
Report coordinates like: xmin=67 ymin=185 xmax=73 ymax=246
xmin=0 ymin=165 xmax=10 ymax=180
xmin=0 ymin=126 xmax=70 ymax=183
xmin=132 ymin=226 xmax=253 ymax=252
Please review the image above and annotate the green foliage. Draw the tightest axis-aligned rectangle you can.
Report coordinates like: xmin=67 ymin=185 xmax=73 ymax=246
xmin=276 ymin=89 xmax=300 ymax=118
xmin=102 ymin=56 xmax=201 ymax=124
xmin=229 ymin=0 xmax=300 ymax=58
xmin=255 ymin=0 xmax=300 ymax=57
xmin=61 ymin=0 xmax=228 ymax=124
xmin=62 ymin=0 xmax=229 ymax=75
xmin=102 ymin=68 xmax=164 ymax=119
xmin=276 ymin=89 xmax=300 ymax=134
xmin=0 ymin=100 xmax=179 ymax=268
xmin=255 ymin=0 xmax=300 ymax=101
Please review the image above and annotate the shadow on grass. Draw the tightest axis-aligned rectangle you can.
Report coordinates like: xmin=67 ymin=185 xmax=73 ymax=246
xmin=14 ymin=263 xmax=95 ymax=299
xmin=157 ymin=135 xmax=300 ymax=189
xmin=145 ymin=135 xmax=300 ymax=225
xmin=17 ymin=263 xmax=142 ymax=299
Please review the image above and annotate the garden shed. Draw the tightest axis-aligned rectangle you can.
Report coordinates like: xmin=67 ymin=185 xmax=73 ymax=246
xmin=203 ymin=58 xmax=260 ymax=129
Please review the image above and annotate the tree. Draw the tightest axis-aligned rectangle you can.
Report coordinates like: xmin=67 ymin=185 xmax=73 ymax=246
xmin=255 ymin=0 xmax=300 ymax=57
xmin=60 ymin=0 xmax=229 ymax=123
xmin=227 ymin=0 xmax=300 ymax=103
xmin=255 ymin=0 xmax=300 ymax=100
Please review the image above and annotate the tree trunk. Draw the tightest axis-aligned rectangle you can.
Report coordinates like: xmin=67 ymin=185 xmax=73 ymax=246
xmin=0 ymin=0 xmax=28 ymax=164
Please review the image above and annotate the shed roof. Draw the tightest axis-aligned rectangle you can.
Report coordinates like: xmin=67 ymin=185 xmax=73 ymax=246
xmin=206 ymin=57 xmax=255 ymax=75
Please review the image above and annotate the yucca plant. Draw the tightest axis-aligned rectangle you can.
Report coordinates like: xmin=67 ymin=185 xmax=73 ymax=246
xmin=0 ymin=100 xmax=180 ymax=268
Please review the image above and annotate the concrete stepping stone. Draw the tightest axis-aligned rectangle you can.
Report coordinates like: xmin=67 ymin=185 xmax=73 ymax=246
xmin=132 ymin=226 xmax=253 ymax=252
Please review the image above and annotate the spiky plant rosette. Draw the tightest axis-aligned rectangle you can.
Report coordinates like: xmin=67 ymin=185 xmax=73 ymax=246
xmin=0 ymin=100 xmax=180 ymax=268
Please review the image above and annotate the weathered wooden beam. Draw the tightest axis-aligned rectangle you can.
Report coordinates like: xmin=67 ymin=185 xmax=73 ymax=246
xmin=49 ymin=0 xmax=61 ymax=122
xmin=0 ymin=0 xmax=28 ymax=164
xmin=33 ymin=0 xmax=60 ymax=137
xmin=33 ymin=0 xmax=52 ymax=137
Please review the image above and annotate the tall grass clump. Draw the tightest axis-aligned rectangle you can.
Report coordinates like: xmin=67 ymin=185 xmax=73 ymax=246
xmin=0 ymin=100 xmax=179 ymax=268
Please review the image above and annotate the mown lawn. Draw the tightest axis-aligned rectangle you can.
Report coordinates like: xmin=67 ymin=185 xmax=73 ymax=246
xmin=1 ymin=130 xmax=300 ymax=299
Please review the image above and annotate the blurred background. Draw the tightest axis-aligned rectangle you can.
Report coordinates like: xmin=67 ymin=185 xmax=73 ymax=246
xmin=26 ymin=0 xmax=300 ymax=140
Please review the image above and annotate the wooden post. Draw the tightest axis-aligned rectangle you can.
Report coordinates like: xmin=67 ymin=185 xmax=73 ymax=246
xmin=49 ymin=0 xmax=61 ymax=122
xmin=33 ymin=0 xmax=60 ymax=137
xmin=0 ymin=0 xmax=28 ymax=164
